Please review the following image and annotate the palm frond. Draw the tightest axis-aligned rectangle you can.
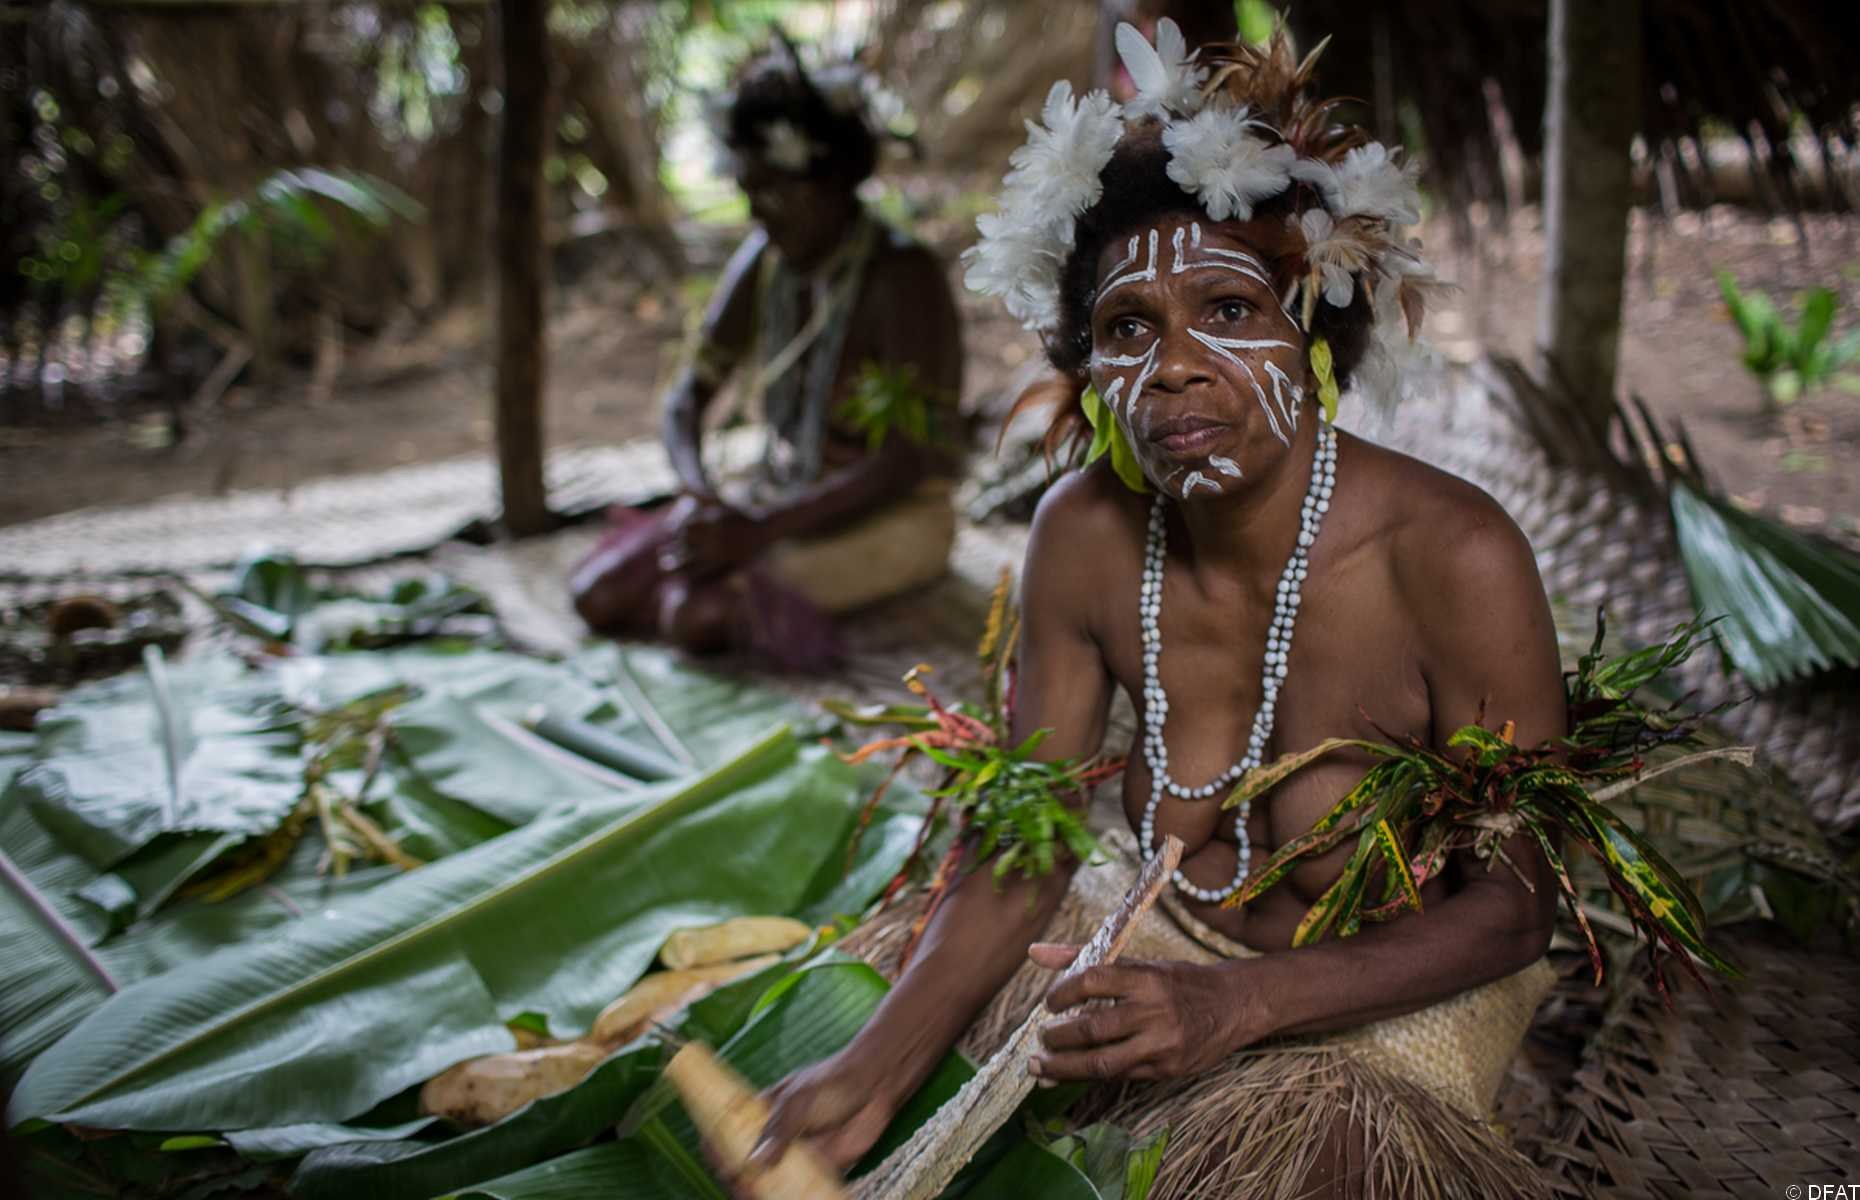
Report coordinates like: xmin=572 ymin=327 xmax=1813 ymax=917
xmin=1669 ymin=479 xmax=1860 ymax=690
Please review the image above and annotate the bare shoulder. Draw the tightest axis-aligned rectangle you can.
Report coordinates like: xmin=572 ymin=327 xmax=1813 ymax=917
xmin=1023 ymin=465 xmax=1145 ymax=624
xmin=1346 ymin=438 xmax=1540 ymax=604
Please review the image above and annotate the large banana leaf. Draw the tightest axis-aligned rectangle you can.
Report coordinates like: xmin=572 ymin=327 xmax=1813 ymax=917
xmin=0 ymin=646 xmax=825 ymax=1100
xmin=0 ymin=786 xmax=398 ymax=1091
xmin=1670 ymin=479 xmax=1860 ymax=689
xmin=569 ymin=645 xmax=825 ymax=769
xmin=8 ymin=729 xmax=923 ymax=1132
xmin=9 ymin=653 xmax=301 ymax=869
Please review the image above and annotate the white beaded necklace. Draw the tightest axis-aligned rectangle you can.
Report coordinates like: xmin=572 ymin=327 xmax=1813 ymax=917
xmin=1139 ymin=420 xmax=1338 ymax=902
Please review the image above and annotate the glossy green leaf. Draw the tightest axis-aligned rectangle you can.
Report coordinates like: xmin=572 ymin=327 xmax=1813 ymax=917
xmin=9 ymin=654 xmax=301 ymax=869
xmin=8 ymin=731 xmax=924 ymax=1132
xmin=225 ymin=1115 xmax=439 ymax=1163
xmin=1670 ymin=479 xmax=1860 ymax=689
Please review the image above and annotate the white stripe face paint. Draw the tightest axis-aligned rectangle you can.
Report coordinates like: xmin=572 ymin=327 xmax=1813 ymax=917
xmin=1180 ymin=470 xmax=1220 ymax=496
xmin=1263 ymin=361 xmax=1304 ymax=436
xmin=1176 ymin=224 xmax=1300 ymax=325
xmin=1089 ymin=221 xmax=1313 ymax=498
xmin=1094 ymin=229 xmax=1160 ymax=308
xmin=1187 ymin=328 xmax=1293 ymax=447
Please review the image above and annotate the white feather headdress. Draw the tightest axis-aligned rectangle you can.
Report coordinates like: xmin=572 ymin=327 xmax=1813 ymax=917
xmin=964 ymin=19 xmax=1440 ymax=413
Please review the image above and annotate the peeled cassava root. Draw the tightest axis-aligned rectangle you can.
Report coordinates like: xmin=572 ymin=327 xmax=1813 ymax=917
xmin=664 ymin=1041 xmax=848 ymax=1200
xmin=419 ymin=1041 xmax=609 ymax=1128
xmin=659 ymin=916 xmax=813 ymax=969
xmin=420 ymin=952 xmax=779 ymax=1126
xmin=590 ymin=954 xmax=780 ymax=1045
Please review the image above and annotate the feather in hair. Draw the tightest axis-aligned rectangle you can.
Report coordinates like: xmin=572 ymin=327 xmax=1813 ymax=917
xmin=1116 ymin=17 xmax=1207 ymax=120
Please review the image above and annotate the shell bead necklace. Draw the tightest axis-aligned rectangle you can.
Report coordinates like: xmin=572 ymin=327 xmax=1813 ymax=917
xmin=1139 ymin=420 xmax=1338 ymax=902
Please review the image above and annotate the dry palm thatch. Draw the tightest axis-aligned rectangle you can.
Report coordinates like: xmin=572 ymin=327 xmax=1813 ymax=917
xmin=1285 ymin=0 xmax=1860 ymax=215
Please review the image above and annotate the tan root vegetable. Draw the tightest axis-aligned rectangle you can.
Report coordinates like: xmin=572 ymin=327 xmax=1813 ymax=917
xmin=590 ymin=955 xmax=780 ymax=1046
xmin=659 ymin=916 xmax=814 ymax=969
xmin=419 ymin=1040 xmax=610 ymax=1126
xmin=664 ymin=1041 xmax=849 ymax=1200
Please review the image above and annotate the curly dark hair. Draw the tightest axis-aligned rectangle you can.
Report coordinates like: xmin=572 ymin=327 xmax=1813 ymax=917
xmin=1043 ymin=125 xmax=1373 ymax=390
xmin=725 ymin=54 xmax=877 ymax=188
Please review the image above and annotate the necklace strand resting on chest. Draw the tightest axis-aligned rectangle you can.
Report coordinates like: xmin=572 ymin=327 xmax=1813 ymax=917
xmin=1139 ymin=420 xmax=1338 ymax=902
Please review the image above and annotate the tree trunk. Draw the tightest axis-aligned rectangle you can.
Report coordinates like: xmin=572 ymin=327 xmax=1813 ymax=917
xmin=493 ymin=0 xmax=553 ymax=537
xmin=1536 ymin=0 xmax=1642 ymax=441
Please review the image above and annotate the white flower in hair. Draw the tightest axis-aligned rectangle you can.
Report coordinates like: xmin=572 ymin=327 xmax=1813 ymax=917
xmin=761 ymin=120 xmax=817 ymax=173
xmin=1290 ymin=142 xmax=1422 ymax=225
xmin=1116 ymin=17 xmax=1207 ymax=120
xmin=1163 ymin=106 xmax=1296 ymax=221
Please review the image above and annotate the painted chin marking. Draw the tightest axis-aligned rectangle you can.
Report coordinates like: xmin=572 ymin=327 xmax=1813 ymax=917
xmin=1179 ymin=470 xmax=1221 ymax=497
xmin=1208 ymin=454 xmax=1243 ymax=479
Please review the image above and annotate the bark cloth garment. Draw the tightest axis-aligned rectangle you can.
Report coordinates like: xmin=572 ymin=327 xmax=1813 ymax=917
xmin=843 ymin=829 xmax=1556 ymax=1200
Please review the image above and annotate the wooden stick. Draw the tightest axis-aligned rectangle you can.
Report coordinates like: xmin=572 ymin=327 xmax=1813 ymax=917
xmin=852 ymin=835 xmax=1185 ymax=1200
xmin=664 ymin=1041 xmax=850 ymax=1200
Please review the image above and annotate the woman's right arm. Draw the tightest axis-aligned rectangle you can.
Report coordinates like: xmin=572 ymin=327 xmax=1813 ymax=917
xmin=751 ymin=473 xmax=1118 ymax=1172
xmin=664 ymin=230 xmax=766 ymax=498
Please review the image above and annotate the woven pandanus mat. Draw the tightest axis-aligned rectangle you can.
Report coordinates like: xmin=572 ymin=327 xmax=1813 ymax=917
xmin=1533 ymin=925 xmax=1860 ymax=1199
xmin=0 ymin=430 xmax=764 ymax=580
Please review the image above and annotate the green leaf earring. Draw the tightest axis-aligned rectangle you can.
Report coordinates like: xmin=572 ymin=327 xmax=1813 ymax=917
xmin=1310 ymin=337 xmax=1340 ymax=423
xmin=1081 ymin=385 xmax=1150 ymax=493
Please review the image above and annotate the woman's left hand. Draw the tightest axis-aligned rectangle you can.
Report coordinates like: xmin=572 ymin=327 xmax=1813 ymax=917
xmin=1026 ymin=943 xmax=1263 ymax=1081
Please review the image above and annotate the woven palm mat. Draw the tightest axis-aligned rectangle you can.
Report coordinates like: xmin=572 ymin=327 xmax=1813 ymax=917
xmin=0 ymin=428 xmax=765 ymax=580
xmin=426 ymin=516 xmax=1032 ymax=712
xmin=1525 ymin=924 xmax=1860 ymax=1199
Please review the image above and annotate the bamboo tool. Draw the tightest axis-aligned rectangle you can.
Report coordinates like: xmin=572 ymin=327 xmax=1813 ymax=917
xmin=522 ymin=706 xmax=683 ymax=781
xmin=663 ymin=1041 xmax=851 ymax=1200
xmin=853 ymin=835 xmax=1185 ymax=1200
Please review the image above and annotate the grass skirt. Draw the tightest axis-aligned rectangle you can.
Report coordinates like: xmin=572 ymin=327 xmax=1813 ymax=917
xmin=843 ymin=834 xmax=1556 ymax=1200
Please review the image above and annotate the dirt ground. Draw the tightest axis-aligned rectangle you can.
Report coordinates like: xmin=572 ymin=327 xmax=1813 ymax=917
xmin=2 ymin=206 xmax=1856 ymax=549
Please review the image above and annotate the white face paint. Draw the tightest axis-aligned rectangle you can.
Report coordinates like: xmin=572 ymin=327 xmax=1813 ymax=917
xmin=1180 ymin=470 xmax=1220 ymax=496
xmin=1262 ymin=361 xmax=1304 ymax=437
xmin=1088 ymin=219 xmax=1312 ymax=500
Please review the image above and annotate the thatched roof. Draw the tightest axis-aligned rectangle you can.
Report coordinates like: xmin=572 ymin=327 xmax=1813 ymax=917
xmin=1286 ymin=0 xmax=1860 ymax=213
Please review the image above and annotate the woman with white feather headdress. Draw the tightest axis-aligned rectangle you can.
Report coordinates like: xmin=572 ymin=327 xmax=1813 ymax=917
xmin=752 ymin=19 xmax=1562 ymax=1200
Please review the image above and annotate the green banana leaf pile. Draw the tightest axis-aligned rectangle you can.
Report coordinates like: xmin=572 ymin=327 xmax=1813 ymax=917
xmin=2 ymin=638 xmax=1147 ymax=1198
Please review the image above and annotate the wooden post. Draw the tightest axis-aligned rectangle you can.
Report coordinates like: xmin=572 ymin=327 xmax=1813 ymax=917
xmin=1536 ymin=0 xmax=1642 ymax=440
xmin=493 ymin=0 xmax=552 ymax=537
